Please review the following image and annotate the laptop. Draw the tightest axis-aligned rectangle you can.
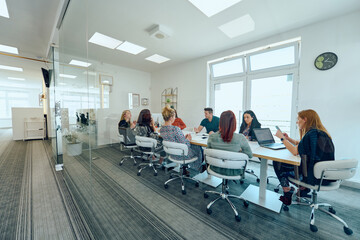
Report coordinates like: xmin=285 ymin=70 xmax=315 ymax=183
xmin=253 ymin=128 xmax=286 ymax=150
xmin=119 ymin=127 xmax=136 ymax=145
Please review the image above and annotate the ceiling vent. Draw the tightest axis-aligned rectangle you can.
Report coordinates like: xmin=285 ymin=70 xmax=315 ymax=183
xmin=148 ymin=24 xmax=172 ymax=39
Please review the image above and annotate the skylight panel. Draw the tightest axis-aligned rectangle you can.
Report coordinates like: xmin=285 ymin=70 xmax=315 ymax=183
xmin=145 ymin=54 xmax=170 ymax=64
xmin=218 ymin=14 xmax=255 ymax=38
xmin=188 ymin=0 xmax=242 ymax=17
xmin=116 ymin=41 xmax=146 ymax=55
xmin=59 ymin=74 xmax=77 ymax=79
xmin=0 ymin=44 xmax=18 ymax=54
xmin=0 ymin=0 xmax=9 ymax=18
xmin=0 ymin=64 xmax=23 ymax=72
xmin=88 ymin=32 xmax=122 ymax=49
xmin=69 ymin=60 xmax=92 ymax=67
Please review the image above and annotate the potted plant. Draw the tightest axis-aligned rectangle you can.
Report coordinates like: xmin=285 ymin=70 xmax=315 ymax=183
xmin=64 ymin=132 xmax=82 ymax=156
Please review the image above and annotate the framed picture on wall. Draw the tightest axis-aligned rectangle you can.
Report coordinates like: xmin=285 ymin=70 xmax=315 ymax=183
xmin=99 ymin=74 xmax=113 ymax=86
xmin=132 ymin=94 xmax=140 ymax=107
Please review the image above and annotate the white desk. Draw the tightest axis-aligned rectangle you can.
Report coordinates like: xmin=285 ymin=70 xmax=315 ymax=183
xmin=190 ymin=137 xmax=300 ymax=213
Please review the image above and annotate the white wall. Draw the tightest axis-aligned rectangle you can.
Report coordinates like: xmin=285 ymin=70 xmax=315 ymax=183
xmin=151 ymin=11 xmax=360 ymax=165
xmin=92 ymin=62 xmax=151 ymax=145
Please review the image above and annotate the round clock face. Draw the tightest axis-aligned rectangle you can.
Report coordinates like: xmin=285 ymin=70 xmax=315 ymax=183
xmin=315 ymin=52 xmax=338 ymax=70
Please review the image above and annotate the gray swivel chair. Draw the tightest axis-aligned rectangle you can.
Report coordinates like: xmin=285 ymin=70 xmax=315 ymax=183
xmin=162 ymin=141 xmax=200 ymax=195
xmin=118 ymin=127 xmax=137 ymax=166
xmin=203 ymin=149 xmax=250 ymax=222
xmin=135 ymin=136 xmax=161 ymax=176
xmin=288 ymin=158 xmax=358 ymax=235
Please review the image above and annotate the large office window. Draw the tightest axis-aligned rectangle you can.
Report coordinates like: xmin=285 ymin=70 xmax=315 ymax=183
xmin=0 ymin=88 xmax=37 ymax=118
xmin=210 ymin=41 xmax=299 ymax=136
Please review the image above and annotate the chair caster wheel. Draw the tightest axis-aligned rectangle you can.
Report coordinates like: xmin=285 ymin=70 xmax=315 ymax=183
xmin=182 ymin=190 xmax=186 ymax=195
xmin=137 ymin=172 xmax=141 ymax=176
xmin=133 ymin=163 xmax=137 ymax=166
xmin=274 ymin=188 xmax=279 ymax=193
xmin=283 ymin=205 xmax=289 ymax=211
xmin=310 ymin=224 xmax=318 ymax=232
xmin=119 ymin=163 xmax=123 ymax=166
xmin=329 ymin=207 xmax=336 ymax=214
xmin=235 ymin=215 xmax=241 ymax=222
xmin=204 ymin=193 xmax=209 ymax=198
xmin=195 ymin=182 xmax=199 ymax=187
xmin=256 ymin=178 xmax=260 ymax=183
xmin=225 ymin=190 xmax=229 ymax=194
xmin=240 ymin=180 xmax=244 ymax=184
xmin=206 ymin=208 xmax=212 ymax=215
xmin=164 ymin=184 xmax=168 ymax=189
xmin=154 ymin=172 xmax=158 ymax=176
xmin=344 ymin=226 xmax=353 ymax=235
xmin=243 ymin=201 xmax=249 ymax=208
xmin=169 ymin=175 xmax=173 ymax=179
xmin=137 ymin=166 xmax=141 ymax=169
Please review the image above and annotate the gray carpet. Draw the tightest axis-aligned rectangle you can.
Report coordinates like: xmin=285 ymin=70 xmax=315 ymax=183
xmin=62 ymin=144 xmax=360 ymax=240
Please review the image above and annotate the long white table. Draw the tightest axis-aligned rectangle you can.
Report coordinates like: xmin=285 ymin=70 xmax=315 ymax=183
xmin=189 ymin=133 xmax=300 ymax=213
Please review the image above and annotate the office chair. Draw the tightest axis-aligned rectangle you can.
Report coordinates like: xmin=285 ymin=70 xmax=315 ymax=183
xmin=287 ymin=159 xmax=358 ymax=235
xmin=203 ymin=149 xmax=249 ymax=222
xmin=162 ymin=141 xmax=200 ymax=195
xmin=135 ymin=136 xmax=161 ymax=176
xmin=118 ymin=128 xmax=137 ymax=166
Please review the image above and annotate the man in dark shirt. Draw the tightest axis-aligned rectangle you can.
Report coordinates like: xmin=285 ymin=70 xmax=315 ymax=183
xmin=195 ymin=107 xmax=219 ymax=134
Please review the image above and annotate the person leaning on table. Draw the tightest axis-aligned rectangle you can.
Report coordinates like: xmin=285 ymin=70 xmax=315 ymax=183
xmin=207 ymin=110 xmax=253 ymax=176
xmin=239 ymin=110 xmax=261 ymax=141
xmin=273 ymin=109 xmax=335 ymax=206
xmin=194 ymin=107 xmax=219 ymax=134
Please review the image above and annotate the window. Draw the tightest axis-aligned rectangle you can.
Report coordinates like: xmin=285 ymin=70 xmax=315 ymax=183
xmin=210 ymin=40 xmax=299 ymax=136
xmin=0 ymin=88 xmax=36 ymax=118
xmin=210 ymin=57 xmax=244 ymax=78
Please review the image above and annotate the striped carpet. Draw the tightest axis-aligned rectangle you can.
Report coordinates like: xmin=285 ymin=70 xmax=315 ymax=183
xmin=62 ymin=144 xmax=360 ymax=240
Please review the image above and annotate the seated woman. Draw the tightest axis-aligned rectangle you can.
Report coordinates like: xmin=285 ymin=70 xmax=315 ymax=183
xmin=274 ymin=109 xmax=335 ymax=205
xmin=239 ymin=110 xmax=261 ymax=141
xmin=207 ymin=110 xmax=253 ymax=176
xmin=160 ymin=106 xmax=203 ymax=171
xmin=133 ymin=109 xmax=164 ymax=161
xmin=172 ymin=109 xmax=186 ymax=130
xmin=118 ymin=110 xmax=136 ymax=129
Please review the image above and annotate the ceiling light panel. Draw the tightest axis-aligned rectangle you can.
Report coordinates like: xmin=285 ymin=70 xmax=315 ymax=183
xmin=218 ymin=14 xmax=255 ymax=38
xmin=0 ymin=44 xmax=18 ymax=54
xmin=145 ymin=54 xmax=170 ymax=64
xmin=8 ymin=77 xmax=25 ymax=81
xmin=88 ymin=32 xmax=122 ymax=49
xmin=116 ymin=41 xmax=146 ymax=55
xmin=59 ymin=74 xmax=77 ymax=79
xmin=0 ymin=0 xmax=9 ymax=18
xmin=0 ymin=64 xmax=23 ymax=72
xmin=69 ymin=60 xmax=92 ymax=67
xmin=188 ymin=0 xmax=242 ymax=17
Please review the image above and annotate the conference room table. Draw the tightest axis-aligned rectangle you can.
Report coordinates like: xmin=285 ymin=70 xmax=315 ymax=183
xmin=188 ymin=132 xmax=300 ymax=213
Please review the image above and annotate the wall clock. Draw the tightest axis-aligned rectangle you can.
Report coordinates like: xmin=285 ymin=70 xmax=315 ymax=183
xmin=314 ymin=52 xmax=338 ymax=70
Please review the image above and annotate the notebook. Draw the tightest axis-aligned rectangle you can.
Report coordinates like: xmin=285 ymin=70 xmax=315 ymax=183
xmin=253 ymin=128 xmax=286 ymax=150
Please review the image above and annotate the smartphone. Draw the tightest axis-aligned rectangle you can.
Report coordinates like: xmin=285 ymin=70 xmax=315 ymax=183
xmin=275 ymin=126 xmax=282 ymax=132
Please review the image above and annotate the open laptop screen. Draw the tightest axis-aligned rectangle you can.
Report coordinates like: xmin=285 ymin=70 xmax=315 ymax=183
xmin=253 ymin=128 xmax=275 ymax=145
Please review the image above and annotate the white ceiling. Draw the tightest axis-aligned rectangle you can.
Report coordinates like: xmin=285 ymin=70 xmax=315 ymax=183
xmin=59 ymin=0 xmax=360 ymax=73
xmin=0 ymin=0 xmax=61 ymax=87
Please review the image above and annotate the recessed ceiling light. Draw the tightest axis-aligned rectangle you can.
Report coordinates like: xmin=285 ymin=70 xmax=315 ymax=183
xmin=8 ymin=77 xmax=25 ymax=81
xmin=0 ymin=0 xmax=10 ymax=18
xmin=0 ymin=44 xmax=18 ymax=54
xmin=116 ymin=41 xmax=146 ymax=55
xmin=188 ymin=0 xmax=242 ymax=17
xmin=145 ymin=54 xmax=170 ymax=64
xmin=88 ymin=32 xmax=122 ymax=49
xmin=0 ymin=64 xmax=23 ymax=72
xmin=59 ymin=74 xmax=77 ymax=79
xmin=218 ymin=14 xmax=255 ymax=38
xmin=69 ymin=60 xmax=92 ymax=67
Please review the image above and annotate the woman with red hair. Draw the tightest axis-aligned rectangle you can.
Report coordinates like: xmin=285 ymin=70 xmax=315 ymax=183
xmin=207 ymin=110 xmax=253 ymax=176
